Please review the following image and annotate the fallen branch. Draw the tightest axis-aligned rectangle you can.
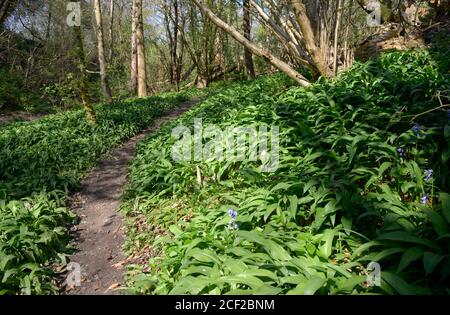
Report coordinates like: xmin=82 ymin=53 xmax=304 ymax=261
xmin=410 ymin=92 xmax=449 ymax=122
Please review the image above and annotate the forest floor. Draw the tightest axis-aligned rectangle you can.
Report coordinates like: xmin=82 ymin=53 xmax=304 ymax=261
xmin=63 ymin=99 xmax=201 ymax=295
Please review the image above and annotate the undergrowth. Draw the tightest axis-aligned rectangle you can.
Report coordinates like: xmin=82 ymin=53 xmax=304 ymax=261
xmin=0 ymin=90 xmax=203 ymax=294
xmin=123 ymin=48 xmax=449 ymax=295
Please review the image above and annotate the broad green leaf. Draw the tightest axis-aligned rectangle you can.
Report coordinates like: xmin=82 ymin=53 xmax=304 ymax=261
xmin=381 ymin=271 xmax=422 ymax=295
xmin=319 ymin=229 xmax=336 ymax=259
xmin=287 ymin=276 xmax=326 ymax=295
xmin=423 ymin=252 xmax=445 ymax=275
xmin=397 ymin=247 xmax=424 ymax=273
xmin=439 ymin=193 xmax=450 ymax=223
xmin=377 ymin=231 xmax=440 ymax=251
xmin=186 ymin=248 xmax=222 ymax=265
xmin=217 ymin=274 xmax=265 ymax=289
xmin=423 ymin=208 xmax=448 ymax=236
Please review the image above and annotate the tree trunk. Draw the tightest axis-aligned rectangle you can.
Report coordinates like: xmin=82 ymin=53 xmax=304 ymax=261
xmin=333 ymin=0 xmax=342 ymax=75
xmin=108 ymin=0 xmax=114 ymax=64
xmin=135 ymin=0 xmax=147 ymax=97
xmin=73 ymin=26 xmax=96 ymax=124
xmin=94 ymin=0 xmax=113 ymax=103
xmin=291 ymin=0 xmax=330 ymax=78
xmin=172 ymin=0 xmax=180 ymax=91
xmin=243 ymin=0 xmax=256 ymax=79
xmin=191 ymin=0 xmax=310 ymax=87
xmin=130 ymin=0 xmax=138 ymax=94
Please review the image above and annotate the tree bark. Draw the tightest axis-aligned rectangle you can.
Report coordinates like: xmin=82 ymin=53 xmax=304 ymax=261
xmin=108 ymin=0 xmax=114 ymax=64
xmin=191 ymin=0 xmax=310 ymax=87
xmin=130 ymin=0 xmax=138 ymax=94
xmin=135 ymin=0 xmax=147 ymax=97
xmin=172 ymin=0 xmax=180 ymax=91
xmin=243 ymin=0 xmax=256 ymax=79
xmin=333 ymin=0 xmax=342 ymax=75
xmin=94 ymin=0 xmax=113 ymax=103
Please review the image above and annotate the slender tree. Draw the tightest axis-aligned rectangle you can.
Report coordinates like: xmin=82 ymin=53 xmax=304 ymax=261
xmin=243 ymin=0 xmax=255 ymax=79
xmin=135 ymin=0 xmax=147 ymax=97
xmin=108 ymin=0 xmax=114 ymax=63
xmin=94 ymin=0 xmax=113 ymax=102
xmin=130 ymin=0 xmax=138 ymax=94
xmin=333 ymin=0 xmax=343 ymax=75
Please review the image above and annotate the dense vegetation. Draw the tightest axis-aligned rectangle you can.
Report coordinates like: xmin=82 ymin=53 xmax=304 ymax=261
xmin=0 ymin=91 xmax=199 ymax=294
xmin=123 ymin=46 xmax=449 ymax=295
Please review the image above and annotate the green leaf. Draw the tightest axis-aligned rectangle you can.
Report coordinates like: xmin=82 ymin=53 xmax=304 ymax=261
xmin=238 ymin=230 xmax=291 ymax=261
xmin=217 ymin=274 xmax=265 ymax=289
xmin=169 ymin=276 xmax=210 ymax=295
xmin=168 ymin=225 xmax=183 ymax=236
xmin=319 ymin=229 xmax=336 ymax=259
xmin=423 ymin=252 xmax=445 ymax=275
xmin=377 ymin=231 xmax=440 ymax=251
xmin=381 ymin=271 xmax=422 ymax=295
xmin=288 ymin=195 xmax=298 ymax=218
xmin=423 ymin=208 xmax=448 ymax=236
xmin=335 ymin=276 xmax=366 ymax=293
xmin=186 ymin=248 xmax=222 ymax=265
xmin=361 ymin=248 xmax=404 ymax=262
xmin=439 ymin=193 xmax=450 ymax=223
xmin=397 ymin=247 xmax=424 ymax=273
xmin=244 ymin=268 xmax=279 ymax=281
xmin=287 ymin=276 xmax=326 ymax=295
xmin=341 ymin=216 xmax=353 ymax=233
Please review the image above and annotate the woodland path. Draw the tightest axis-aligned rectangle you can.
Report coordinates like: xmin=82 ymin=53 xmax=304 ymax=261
xmin=64 ymin=99 xmax=200 ymax=295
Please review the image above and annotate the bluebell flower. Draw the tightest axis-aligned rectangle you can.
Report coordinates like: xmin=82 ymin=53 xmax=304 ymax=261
xmin=412 ymin=124 xmax=421 ymax=136
xmin=228 ymin=209 xmax=237 ymax=220
xmin=227 ymin=209 xmax=238 ymax=230
xmin=424 ymin=169 xmax=433 ymax=181
xmin=397 ymin=147 xmax=405 ymax=156
xmin=421 ymin=194 xmax=427 ymax=205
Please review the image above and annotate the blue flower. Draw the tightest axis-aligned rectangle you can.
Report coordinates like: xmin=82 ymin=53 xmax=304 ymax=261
xmin=397 ymin=147 xmax=405 ymax=156
xmin=228 ymin=209 xmax=237 ymax=220
xmin=226 ymin=209 xmax=238 ymax=230
xmin=412 ymin=124 xmax=421 ymax=136
xmin=424 ymin=169 xmax=433 ymax=181
xmin=421 ymin=194 xmax=428 ymax=205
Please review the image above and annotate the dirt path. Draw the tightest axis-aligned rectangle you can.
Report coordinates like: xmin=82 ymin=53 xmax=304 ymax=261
xmin=64 ymin=99 xmax=200 ymax=295
xmin=0 ymin=111 xmax=47 ymax=125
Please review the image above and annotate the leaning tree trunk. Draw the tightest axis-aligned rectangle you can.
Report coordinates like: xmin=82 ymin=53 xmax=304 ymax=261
xmin=191 ymin=0 xmax=310 ymax=86
xmin=94 ymin=0 xmax=113 ymax=103
xmin=243 ymin=0 xmax=256 ymax=79
xmin=135 ymin=0 xmax=147 ymax=97
xmin=73 ymin=26 xmax=96 ymax=124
